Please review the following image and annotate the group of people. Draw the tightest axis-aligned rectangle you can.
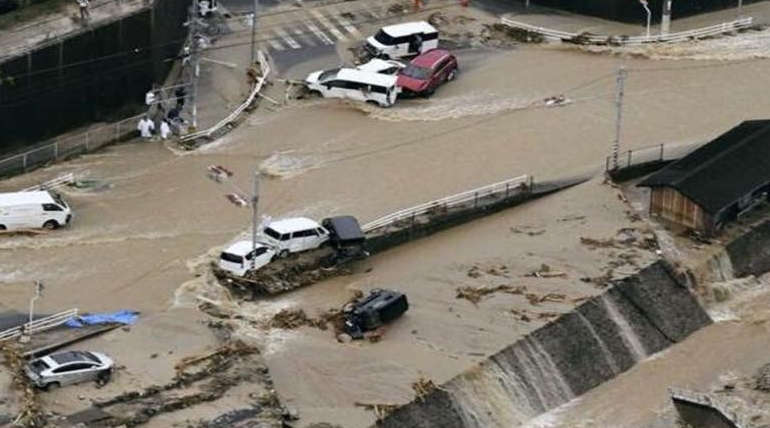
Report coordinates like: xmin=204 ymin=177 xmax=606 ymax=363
xmin=138 ymin=84 xmax=188 ymax=141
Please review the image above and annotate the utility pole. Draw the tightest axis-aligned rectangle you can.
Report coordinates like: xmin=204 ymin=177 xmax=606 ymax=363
xmin=29 ymin=281 xmax=44 ymax=325
xmin=251 ymin=170 xmax=260 ymax=269
xmin=189 ymin=0 xmax=202 ymax=129
xmin=639 ymin=0 xmax=651 ymax=40
xmin=661 ymin=0 xmax=672 ymax=35
xmin=611 ymin=66 xmax=627 ymax=171
xmin=738 ymin=0 xmax=743 ymax=17
xmin=250 ymin=0 xmax=259 ymax=64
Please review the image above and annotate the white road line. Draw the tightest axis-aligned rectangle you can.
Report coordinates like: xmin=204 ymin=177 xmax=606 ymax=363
xmin=267 ymin=37 xmax=285 ymax=51
xmin=292 ymin=27 xmax=317 ymax=46
xmin=309 ymin=9 xmax=347 ymax=41
xmin=329 ymin=9 xmax=362 ymax=38
xmin=303 ymin=20 xmax=334 ymax=45
xmin=274 ymin=27 xmax=301 ymax=49
xmin=365 ymin=4 xmax=383 ymax=19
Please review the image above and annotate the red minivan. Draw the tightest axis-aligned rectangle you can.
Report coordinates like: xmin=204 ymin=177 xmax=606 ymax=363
xmin=396 ymin=49 xmax=458 ymax=96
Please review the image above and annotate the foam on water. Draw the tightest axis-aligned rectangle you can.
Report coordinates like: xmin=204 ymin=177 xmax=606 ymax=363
xmin=259 ymin=151 xmax=325 ymax=179
xmin=601 ymin=294 xmax=648 ymax=362
xmin=359 ymin=94 xmax=542 ymax=122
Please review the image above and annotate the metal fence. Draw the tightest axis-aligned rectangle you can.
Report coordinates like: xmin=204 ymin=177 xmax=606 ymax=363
xmin=0 ymin=114 xmax=143 ymax=178
xmin=362 ymin=175 xmax=531 ymax=234
xmin=605 ymin=141 xmax=705 ymax=172
xmin=0 ymin=308 xmax=79 ymax=342
xmin=500 ymin=16 xmax=754 ymax=45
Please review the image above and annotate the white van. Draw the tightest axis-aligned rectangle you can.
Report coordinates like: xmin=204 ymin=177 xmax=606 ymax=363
xmin=365 ymin=21 xmax=439 ymax=60
xmin=218 ymin=241 xmax=276 ymax=277
xmin=261 ymin=217 xmax=329 ymax=258
xmin=305 ymin=68 xmax=400 ymax=107
xmin=0 ymin=191 xmax=72 ymax=231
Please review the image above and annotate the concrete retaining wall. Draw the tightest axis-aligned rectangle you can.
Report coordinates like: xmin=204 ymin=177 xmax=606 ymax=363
xmin=376 ymin=261 xmax=711 ymax=427
xmin=0 ymin=0 xmax=187 ymax=153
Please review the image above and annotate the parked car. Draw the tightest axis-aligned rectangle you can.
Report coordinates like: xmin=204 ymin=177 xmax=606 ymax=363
xmin=321 ymin=215 xmax=369 ymax=266
xmin=0 ymin=191 xmax=72 ymax=231
xmin=25 ymin=351 xmax=113 ymax=390
xmin=356 ymin=58 xmax=405 ymax=75
xmin=218 ymin=240 xmax=276 ymax=276
xmin=305 ymin=68 xmax=400 ymax=107
xmin=343 ymin=289 xmax=409 ymax=339
xmin=396 ymin=49 xmax=458 ymax=97
xmin=365 ymin=21 xmax=439 ymax=59
xmin=260 ymin=217 xmax=330 ymax=258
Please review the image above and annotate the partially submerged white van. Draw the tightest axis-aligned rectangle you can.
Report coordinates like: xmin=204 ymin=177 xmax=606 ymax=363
xmin=365 ymin=21 xmax=439 ymax=60
xmin=0 ymin=191 xmax=71 ymax=231
xmin=305 ymin=68 xmax=400 ymax=107
xmin=218 ymin=241 xmax=275 ymax=277
xmin=261 ymin=217 xmax=329 ymax=258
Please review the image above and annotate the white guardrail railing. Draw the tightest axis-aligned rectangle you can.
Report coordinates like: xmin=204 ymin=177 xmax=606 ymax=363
xmin=669 ymin=387 xmax=751 ymax=428
xmin=181 ymin=50 xmax=271 ymax=142
xmin=21 ymin=172 xmax=76 ymax=192
xmin=361 ymin=175 xmax=530 ymax=233
xmin=0 ymin=308 xmax=78 ymax=342
xmin=500 ymin=16 xmax=754 ymax=45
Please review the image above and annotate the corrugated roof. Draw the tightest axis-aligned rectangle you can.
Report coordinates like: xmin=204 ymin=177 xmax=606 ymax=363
xmin=638 ymin=120 xmax=770 ymax=215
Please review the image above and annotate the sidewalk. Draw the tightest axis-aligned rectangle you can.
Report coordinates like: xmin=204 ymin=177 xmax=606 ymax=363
xmin=474 ymin=0 xmax=770 ymax=38
xmin=0 ymin=0 xmax=147 ymax=61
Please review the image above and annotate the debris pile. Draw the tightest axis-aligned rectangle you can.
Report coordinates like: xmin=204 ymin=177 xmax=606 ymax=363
xmin=456 ymin=284 xmax=527 ymax=305
xmin=525 ymin=263 xmax=567 ymax=278
xmin=1 ymin=344 xmax=45 ymax=427
xmin=412 ymin=377 xmax=440 ymax=402
xmin=268 ymin=309 xmax=328 ymax=330
xmin=481 ymin=23 xmax=544 ymax=44
xmin=354 ymin=402 xmax=399 ymax=421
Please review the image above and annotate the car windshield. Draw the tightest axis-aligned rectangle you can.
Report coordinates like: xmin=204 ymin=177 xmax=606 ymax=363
xmin=373 ymin=29 xmax=395 ymax=45
xmin=400 ymin=64 xmax=431 ymax=80
xmin=220 ymin=252 xmax=243 ymax=264
xmin=83 ymin=352 xmax=100 ymax=363
xmin=263 ymin=227 xmax=281 ymax=240
xmin=318 ymin=68 xmax=340 ymax=82
xmin=29 ymin=359 xmax=49 ymax=374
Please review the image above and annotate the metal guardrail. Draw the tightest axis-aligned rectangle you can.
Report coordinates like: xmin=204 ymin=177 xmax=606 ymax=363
xmin=500 ymin=16 xmax=754 ymax=45
xmin=605 ymin=141 xmax=705 ymax=172
xmin=21 ymin=172 xmax=76 ymax=192
xmin=669 ymin=387 xmax=750 ymax=428
xmin=0 ymin=308 xmax=78 ymax=342
xmin=0 ymin=114 xmax=143 ymax=178
xmin=362 ymin=175 xmax=530 ymax=233
xmin=181 ymin=50 xmax=271 ymax=142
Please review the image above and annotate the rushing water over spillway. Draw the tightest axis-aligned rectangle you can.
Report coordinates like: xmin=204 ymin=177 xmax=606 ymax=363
xmin=377 ymin=261 xmax=712 ymax=428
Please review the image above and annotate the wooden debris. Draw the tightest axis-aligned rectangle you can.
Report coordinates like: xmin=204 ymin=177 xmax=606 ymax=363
xmin=456 ymin=284 xmax=527 ymax=305
xmin=412 ymin=377 xmax=439 ymax=402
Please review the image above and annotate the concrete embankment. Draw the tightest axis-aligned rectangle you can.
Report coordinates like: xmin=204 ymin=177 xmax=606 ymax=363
xmin=375 ymin=260 xmax=712 ymax=428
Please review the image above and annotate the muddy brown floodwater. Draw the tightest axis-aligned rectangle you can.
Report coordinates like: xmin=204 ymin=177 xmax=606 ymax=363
xmin=2 ymin=28 xmax=770 ymax=427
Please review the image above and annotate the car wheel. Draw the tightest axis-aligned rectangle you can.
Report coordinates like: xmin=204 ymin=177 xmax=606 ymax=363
xmin=44 ymin=382 xmax=61 ymax=391
xmin=97 ymin=370 xmax=111 ymax=385
xmin=43 ymin=220 xmax=59 ymax=230
xmin=447 ymin=69 xmax=457 ymax=81
xmin=424 ymin=88 xmax=435 ymax=98
xmin=0 ymin=225 xmax=5 ymax=231
xmin=307 ymin=89 xmax=322 ymax=98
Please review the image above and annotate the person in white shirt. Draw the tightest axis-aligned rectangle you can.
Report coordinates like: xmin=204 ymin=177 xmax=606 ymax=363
xmin=159 ymin=120 xmax=171 ymax=140
xmin=77 ymin=0 xmax=90 ymax=22
xmin=137 ymin=116 xmax=155 ymax=139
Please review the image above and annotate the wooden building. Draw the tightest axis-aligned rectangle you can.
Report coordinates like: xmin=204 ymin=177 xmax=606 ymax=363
xmin=638 ymin=120 xmax=770 ymax=235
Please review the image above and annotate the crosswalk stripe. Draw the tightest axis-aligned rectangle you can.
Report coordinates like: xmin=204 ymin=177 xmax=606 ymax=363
xmin=303 ymin=20 xmax=334 ymax=45
xmin=309 ymin=9 xmax=347 ymax=41
xmin=267 ymin=37 xmax=285 ymax=51
xmin=274 ymin=27 xmax=301 ymax=49
xmin=328 ymin=10 xmax=362 ymax=38
xmin=364 ymin=4 xmax=383 ymax=19
xmin=292 ymin=27 xmax=317 ymax=47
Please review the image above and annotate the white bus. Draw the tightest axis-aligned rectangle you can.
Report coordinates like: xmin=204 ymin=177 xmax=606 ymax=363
xmin=0 ymin=191 xmax=72 ymax=231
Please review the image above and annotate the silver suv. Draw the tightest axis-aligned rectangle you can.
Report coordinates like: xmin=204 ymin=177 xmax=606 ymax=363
xmin=25 ymin=350 xmax=114 ymax=390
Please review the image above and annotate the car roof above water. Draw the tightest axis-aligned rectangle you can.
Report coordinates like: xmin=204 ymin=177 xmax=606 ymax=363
xmin=410 ymin=49 xmax=452 ymax=68
xmin=0 ymin=191 xmax=55 ymax=207
xmin=223 ymin=240 xmax=271 ymax=256
xmin=267 ymin=217 xmax=322 ymax=234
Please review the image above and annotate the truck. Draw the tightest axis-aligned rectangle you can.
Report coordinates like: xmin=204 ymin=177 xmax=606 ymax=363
xmin=0 ymin=191 xmax=72 ymax=231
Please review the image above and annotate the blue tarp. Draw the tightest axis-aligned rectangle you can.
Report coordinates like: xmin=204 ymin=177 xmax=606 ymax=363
xmin=65 ymin=310 xmax=139 ymax=328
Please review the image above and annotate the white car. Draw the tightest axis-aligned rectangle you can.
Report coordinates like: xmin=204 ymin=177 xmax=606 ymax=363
xmin=365 ymin=21 xmax=439 ymax=60
xmin=305 ymin=68 xmax=400 ymax=107
xmin=261 ymin=217 xmax=330 ymax=258
xmin=25 ymin=351 xmax=113 ymax=390
xmin=218 ymin=241 xmax=276 ymax=276
xmin=356 ymin=58 xmax=405 ymax=75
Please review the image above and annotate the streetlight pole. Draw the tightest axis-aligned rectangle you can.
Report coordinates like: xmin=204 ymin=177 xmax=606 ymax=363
xmin=661 ymin=0 xmax=672 ymax=35
xmin=639 ymin=0 xmax=651 ymax=40
xmin=29 ymin=281 xmax=44 ymax=325
xmin=611 ymin=66 xmax=627 ymax=171
xmin=250 ymin=0 xmax=259 ymax=64
xmin=738 ymin=0 xmax=743 ymax=17
xmin=251 ymin=169 xmax=260 ymax=269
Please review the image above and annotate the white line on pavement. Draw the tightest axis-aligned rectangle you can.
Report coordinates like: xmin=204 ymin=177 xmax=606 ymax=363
xmin=309 ymin=9 xmax=347 ymax=41
xmin=303 ymin=20 xmax=335 ymax=45
xmin=274 ymin=27 xmax=301 ymax=49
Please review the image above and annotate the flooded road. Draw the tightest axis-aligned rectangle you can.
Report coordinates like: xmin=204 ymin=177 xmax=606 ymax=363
xmin=2 ymin=13 xmax=770 ymax=426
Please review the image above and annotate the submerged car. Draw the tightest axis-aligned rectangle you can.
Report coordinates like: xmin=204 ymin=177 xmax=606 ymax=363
xmin=356 ymin=58 xmax=406 ymax=75
xmin=218 ymin=240 xmax=276 ymax=276
xmin=321 ymin=215 xmax=369 ymax=266
xmin=396 ymin=49 xmax=458 ymax=96
xmin=25 ymin=351 xmax=113 ymax=390
xmin=305 ymin=68 xmax=400 ymax=107
xmin=343 ymin=289 xmax=409 ymax=339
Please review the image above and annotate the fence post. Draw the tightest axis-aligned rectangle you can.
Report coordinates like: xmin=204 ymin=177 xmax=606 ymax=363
xmin=22 ymin=153 xmax=28 ymax=171
xmin=116 ymin=121 xmax=121 ymax=143
xmin=505 ymin=183 xmax=510 ymax=198
xmin=474 ymin=192 xmax=478 ymax=208
xmin=659 ymin=144 xmax=664 ymax=161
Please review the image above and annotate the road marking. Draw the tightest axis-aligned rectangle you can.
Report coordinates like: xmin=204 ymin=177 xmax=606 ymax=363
xmin=364 ymin=4 xmax=383 ymax=19
xmin=329 ymin=9 xmax=362 ymax=38
xmin=267 ymin=37 xmax=285 ymax=51
xmin=292 ymin=27 xmax=317 ymax=47
xmin=274 ymin=27 xmax=301 ymax=49
xmin=309 ymin=9 xmax=347 ymax=41
xmin=303 ymin=20 xmax=334 ymax=45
